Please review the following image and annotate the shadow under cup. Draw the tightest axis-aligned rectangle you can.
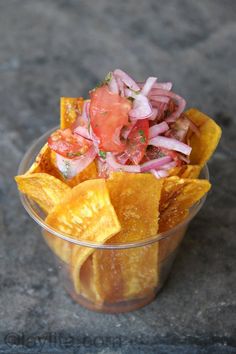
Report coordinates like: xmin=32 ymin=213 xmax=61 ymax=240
xmin=18 ymin=128 xmax=209 ymax=313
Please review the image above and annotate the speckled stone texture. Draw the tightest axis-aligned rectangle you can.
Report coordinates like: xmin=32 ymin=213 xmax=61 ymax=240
xmin=0 ymin=1 xmax=235 ymax=353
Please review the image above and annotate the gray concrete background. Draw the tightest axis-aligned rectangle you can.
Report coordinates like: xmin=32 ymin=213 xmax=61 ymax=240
xmin=0 ymin=1 xmax=236 ymax=353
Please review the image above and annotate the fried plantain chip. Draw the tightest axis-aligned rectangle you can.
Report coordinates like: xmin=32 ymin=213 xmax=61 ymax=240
xmin=45 ymin=179 xmax=121 ymax=295
xmin=159 ymin=176 xmax=211 ymax=232
xmin=15 ymin=173 xmax=71 ymax=213
xmin=186 ymin=108 xmax=222 ymax=166
xmin=168 ymin=165 xmax=201 ymax=179
xmin=92 ymin=172 xmax=163 ymax=302
xmin=60 ymin=97 xmax=84 ymax=129
xmin=78 ymin=255 xmax=100 ymax=303
xmin=26 ymin=143 xmax=62 ymax=180
xmin=158 ymin=176 xmax=211 ymax=265
xmin=65 ymin=161 xmax=97 ymax=187
xmin=158 ymin=223 xmax=188 ymax=263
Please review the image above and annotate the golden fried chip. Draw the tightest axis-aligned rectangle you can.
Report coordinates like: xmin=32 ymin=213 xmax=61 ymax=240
xmin=159 ymin=176 xmax=211 ymax=232
xmin=15 ymin=173 xmax=71 ymax=213
xmin=185 ymin=108 xmax=222 ymax=166
xmin=92 ymin=173 xmax=163 ymax=302
xmin=107 ymin=172 xmax=163 ymax=241
xmin=60 ymin=97 xmax=84 ymax=129
xmin=158 ymin=223 xmax=188 ymax=263
xmin=45 ymin=179 xmax=121 ymax=294
xmin=26 ymin=143 xmax=62 ymax=180
xmin=78 ymin=255 xmax=100 ymax=303
xmin=65 ymin=161 xmax=97 ymax=187
xmin=168 ymin=165 xmax=201 ymax=179
xmin=158 ymin=176 xmax=211 ymax=266
xmin=41 ymin=161 xmax=98 ymax=264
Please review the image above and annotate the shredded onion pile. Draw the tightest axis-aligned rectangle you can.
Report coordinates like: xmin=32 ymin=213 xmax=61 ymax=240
xmin=55 ymin=69 xmax=200 ymax=179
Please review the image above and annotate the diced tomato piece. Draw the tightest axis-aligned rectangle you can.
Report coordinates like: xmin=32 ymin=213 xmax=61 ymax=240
xmin=126 ymin=119 xmax=149 ymax=165
xmin=89 ymin=86 xmax=131 ymax=153
xmin=48 ymin=128 xmax=92 ymax=159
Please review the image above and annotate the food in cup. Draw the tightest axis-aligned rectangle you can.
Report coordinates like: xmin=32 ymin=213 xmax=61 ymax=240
xmin=15 ymin=69 xmax=221 ymax=310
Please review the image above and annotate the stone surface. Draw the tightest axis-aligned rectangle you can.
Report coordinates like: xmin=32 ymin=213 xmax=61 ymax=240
xmin=0 ymin=1 xmax=236 ymax=353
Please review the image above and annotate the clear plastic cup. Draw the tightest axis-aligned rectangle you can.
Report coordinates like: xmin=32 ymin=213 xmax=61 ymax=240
xmin=17 ymin=128 xmax=209 ymax=313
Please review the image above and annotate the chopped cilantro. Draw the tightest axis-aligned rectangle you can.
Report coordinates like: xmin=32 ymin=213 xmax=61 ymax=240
xmin=104 ymin=71 xmax=112 ymax=83
xmin=67 ymin=152 xmax=82 ymax=158
xmin=94 ymin=71 xmax=112 ymax=89
xmin=98 ymin=150 xmax=107 ymax=159
xmin=139 ymin=129 xmax=146 ymax=143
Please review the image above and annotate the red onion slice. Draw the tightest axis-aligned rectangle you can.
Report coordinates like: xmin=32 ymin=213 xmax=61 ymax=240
xmin=141 ymin=156 xmax=172 ymax=172
xmin=116 ymin=76 xmax=125 ymax=96
xmin=129 ymin=94 xmax=153 ymax=120
xmin=152 ymin=82 xmax=173 ymax=91
xmin=124 ymin=88 xmax=136 ymax=99
xmin=114 ymin=69 xmax=140 ymax=91
xmin=150 ymin=96 xmax=170 ymax=104
xmin=115 ymin=151 xmax=130 ymax=164
xmin=149 ymin=136 xmax=192 ymax=155
xmin=148 ymin=122 xmax=169 ymax=139
xmin=138 ymin=82 xmax=173 ymax=91
xmin=81 ymin=101 xmax=90 ymax=121
xmin=56 ymin=147 xmax=96 ymax=179
xmin=149 ymin=89 xmax=186 ymax=122
xmin=74 ymin=126 xmax=92 ymax=140
xmin=179 ymin=154 xmax=190 ymax=164
xmin=149 ymin=108 xmax=158 ymax=120
xmin=106 ymin=153 xmax=140 ymax=173
xmin=161 ymin=161 xmax=177 ymax=170
xmin=108 ymin=75 xmax=119 ymax=94
xmin=151 ymin=169 xmax=169 ymax=178
xmin=141 ymin=77 xmax=157 ymax=96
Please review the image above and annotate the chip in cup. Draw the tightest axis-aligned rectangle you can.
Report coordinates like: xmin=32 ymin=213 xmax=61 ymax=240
xmin=158 ymin=176 xmax=211 ymax=264
xmin=45 ymin=179 xmax=121 ymax=294
xmin=91 ymin=172 xmax=163 ymax=302
xmin=15 ymin=173 xmax=71 ymax=214
xmin=60 ymin=97 xmax=84 ymax=129
xmin=26 ymin=143 xmax=62 ymax=180
xmin=168 ymin=165 xmax=201 ymax=179
xmin=186 ymin=108 xmax=222 ymax=166
xmin=159 ymin=176 xmax=211 ymax=232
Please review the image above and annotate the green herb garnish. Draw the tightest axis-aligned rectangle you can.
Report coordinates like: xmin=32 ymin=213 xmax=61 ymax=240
xmin=139 ymin=129 xmax=146 ymax=143
xmin=104 ymin=71 xmax=112 ymax=83
xmin=98 ymin=150 xmax=107 ymax=159
xmin=67 ymin=152 xmax=82 ymax=158
xmin=94 ymin=71 xmax=113 ymax=89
